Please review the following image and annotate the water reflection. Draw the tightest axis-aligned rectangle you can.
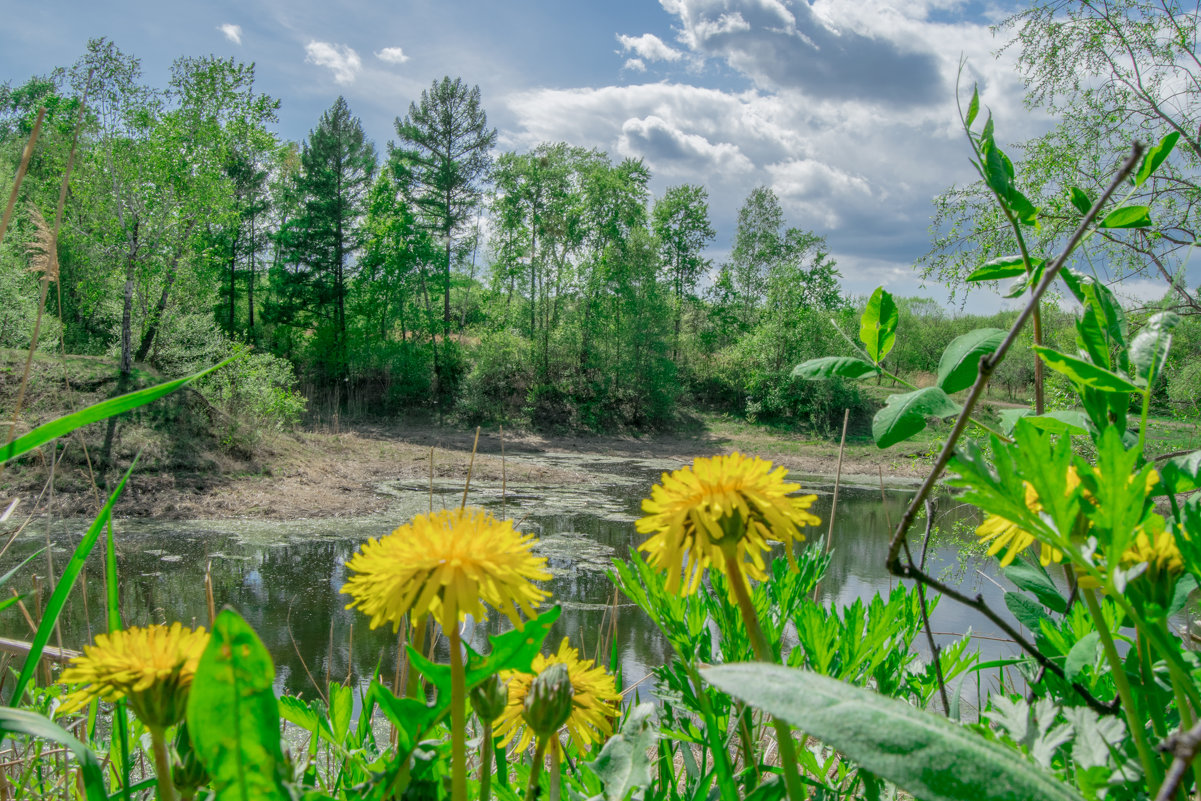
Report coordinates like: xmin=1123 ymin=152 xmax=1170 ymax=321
xmin=0 ymin=459 xmax=1017 ymax=701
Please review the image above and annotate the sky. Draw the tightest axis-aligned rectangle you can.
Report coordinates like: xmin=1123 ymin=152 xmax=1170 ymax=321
xmin=2 ymin=0 xmax=1190 ymax=312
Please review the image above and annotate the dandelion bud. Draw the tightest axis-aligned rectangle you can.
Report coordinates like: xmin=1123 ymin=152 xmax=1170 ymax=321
xmin=172 ymin=722 xmax=210 ymax=796
xmin=522 ymin=662 xmax=573 ymax=738
xmin=471 ymin=674 xmax=508 ymax=723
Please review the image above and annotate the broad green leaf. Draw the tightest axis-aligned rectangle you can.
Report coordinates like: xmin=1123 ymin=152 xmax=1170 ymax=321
xmin=998 ymin=408 xmax=1032 ymax=435
xmin=589 ymin=703 xmax=657 ymax=801
xmin=1064 ymin=632 xmax=1100 ymax=682
xmin=1069 ymin=186 xmax=1093 ymax=215
xmin=1032 ymin=347 xmax=1140 ymax=393
xmin=278 ymin=695 xmax=320 ymax=733
xmin=966 ymin=256 xmax=1028 ymax=282
xmin=1004 ymin=591 xmax=1047 ymax=631
xmin=0 ymin=708 xmax=108 ymax=801
xmin=1098 ymin=206 xmax=1151 ymax=229
xmin=10 ymin=459 xmax=137 ymax=706
xmin=1002 ymin=561 xmax=1066 ymax=614
xmin=0 ymin=354 xmax=239 ymax=465
xmin=703 ymin=665 xmax=1085 ymax=801
xmin=938 ymin=328 xmax=1005 ymax=394
xmin=1018 ymin=412 xmax=1091 ymax=436
xmin=1007 ymin=188 xmax=1039 ymax=226
xmin=1129 ymin=311 xmax=1180 ymax=385
xmin=965 ymin=87 xmax=979 ymax=128
xmin=408 ymin=605 xmax=560 ymax=696
xmin=188 ymin=609 xmax=289 ymax=801
xmin=792 ymin=356 xmax=877 ymax=381
xmin=871 ymin=388 xmax=960 ymax=449
xmin=859 ymin=287 xmax=899 ymax=364
xmin=1134 ymin=131 xmax=1180 ymax=187
xmin=1159 ymin=451 xmax=1201 ymax=495
xmin=1170 ymin=574 xmax=1197 ymax=616
xmin=367 ymin=680 xmax=442 ymax=754
xmin=328 ymin=681 xmax=353 ymax=744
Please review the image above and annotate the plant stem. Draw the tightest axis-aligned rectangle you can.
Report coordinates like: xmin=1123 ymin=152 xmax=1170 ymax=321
xmin=722 ymin=549 xmax=807 ymax=801
xmin=1160 ymin=617 xmax=1201 ymax=795
xmin=450 ymin=622 xmax=468 ymax=801
xmin=1083 ymin=589 xmax=1160 ymax=792
xmin=149 ymin=726 xmax=176 ymax=801
xmin=478 ymin=721 xmax=494 ymax=801
xmin=525 ymin=737 xmax=549 ymax=801
xmin=549 ymin=737 xmax=561 ymax=801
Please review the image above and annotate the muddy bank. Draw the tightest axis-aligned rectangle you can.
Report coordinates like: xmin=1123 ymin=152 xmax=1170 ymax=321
xmin=4 ymin=420 xmax=930 ymax=522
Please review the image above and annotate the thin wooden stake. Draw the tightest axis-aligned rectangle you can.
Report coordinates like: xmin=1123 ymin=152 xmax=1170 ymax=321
xmin=429 ymin=447 xmax=435 ymax=514
xmin=461 ymin=427 xmax=480 ymax=509
xmin=813 ymin=409 xmax=849 ymax=602
xmin=500 ymin=425 xmax=507 ymax=516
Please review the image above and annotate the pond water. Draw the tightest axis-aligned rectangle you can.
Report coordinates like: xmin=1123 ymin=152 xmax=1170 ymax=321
xmin=0 ymin=451 xmax=1019 ymax=702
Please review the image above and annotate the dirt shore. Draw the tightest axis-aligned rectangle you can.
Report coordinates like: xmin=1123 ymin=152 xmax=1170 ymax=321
xmin=5 ymin=418 xmax=933 ymax=522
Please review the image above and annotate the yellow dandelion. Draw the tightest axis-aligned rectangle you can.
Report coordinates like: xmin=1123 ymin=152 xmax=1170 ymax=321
xmin=494 ymin=638 xmax=620 ymax=752
xmin=636 ymin=453 xmax=820 ymax=595
xmin=1122 ymin=522 xmax=1182 ymax=578
xmin=59 ymin=623 xmax=209 ymax=731
xmin=341 ymin=507 xmax=552 ymax=631
xmin=975 ymin=468 xmax=1082 ymax=567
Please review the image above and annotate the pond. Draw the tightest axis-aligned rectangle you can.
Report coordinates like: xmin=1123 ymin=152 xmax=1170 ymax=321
xmin=0 ymin=451 xmax=1016 ymax=703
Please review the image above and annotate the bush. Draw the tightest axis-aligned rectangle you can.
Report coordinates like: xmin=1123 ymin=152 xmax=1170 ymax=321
xmin=744 ymin=370 xmax=874 ymax=437
xmin=195 ymin=351 xmax=306 ymax=455
xmin=454 ymin=330 xmax=532 ymax=425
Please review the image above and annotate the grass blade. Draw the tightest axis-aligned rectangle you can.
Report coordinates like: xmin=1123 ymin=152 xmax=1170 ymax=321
xmin=0 ymin=707 xmax=107 ymax=801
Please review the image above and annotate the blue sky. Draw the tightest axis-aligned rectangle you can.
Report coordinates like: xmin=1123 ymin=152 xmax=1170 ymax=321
xmin=4 ymin=0 xmax=1185 ymax=311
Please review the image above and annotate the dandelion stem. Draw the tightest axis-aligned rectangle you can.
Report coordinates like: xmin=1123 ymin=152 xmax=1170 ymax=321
xmin=722 ymin=548 xmax=807 ymax=801
xmin=1083 ymin=588 xmax=1160 ymax=792
xmin=149 ymin=726 xmax=176 ymax=801
xmin=525 ymin=737 xmax=549 ymax=801
xmin=478 ymin=719 xmax=494 ymax=801
xmin=549 ymin=737 xmax=561 ymax=801
xmin=449 ymin=622 xmax=468 ymax=801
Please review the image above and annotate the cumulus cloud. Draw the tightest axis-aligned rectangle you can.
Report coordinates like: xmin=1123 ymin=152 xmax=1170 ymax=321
xmin=660 ymin=0 xmax=945 ymax=105
xmin=375 ymin=46 xmax=410 ymax=65
xmin=305 ymin=41 xmax=362 ymax=85
xmin=218 ymin=24 xmax=242 ymax=45
xmin=618 ymin=115 xmax=755 ymax=176
xmin=624 ymin=58 xmax=647 ymax=72
xmin=616 ymin=33 xmax=684 ymax=63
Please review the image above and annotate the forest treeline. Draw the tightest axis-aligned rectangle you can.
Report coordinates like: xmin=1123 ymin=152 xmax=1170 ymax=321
xmin=2 ymin=39 xmax=1197 ymax=442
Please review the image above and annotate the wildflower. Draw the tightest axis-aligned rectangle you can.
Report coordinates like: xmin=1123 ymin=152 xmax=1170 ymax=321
xmin=59 ymin=623 xmax=209 ymax=731
xmin=1123 ymin=521 xmax=1183 ymax=578
xmin=974 ymin=468 xmax=1082 ymax=567
xmin=341 ymin=507 xmax=551 ymax=631
xmin=494 ymin=638 xmax=620 ymax=752
xmin=636 ymin=453 xmax=820 ymax=595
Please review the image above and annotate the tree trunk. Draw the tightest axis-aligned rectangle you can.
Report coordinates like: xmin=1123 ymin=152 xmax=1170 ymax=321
xmin=119 ymin=221 xmax=139 ymax=376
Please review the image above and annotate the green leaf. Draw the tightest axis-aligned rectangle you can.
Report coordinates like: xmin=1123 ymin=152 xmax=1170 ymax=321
xmin=1032 ymin=347 xmax=1140 ymax=393
xmin=1129 ymin=311 xmax=1180 ymax=385
xmin=965 ymin=87 xmax=979 ymax=128
xmin=0 ymin=708 xmax=108 ymax=801
xmin=1170 ymin=574 xmax=1197 ymax=616
xmin=187 ymin=609 xmax=290 ymax=801
xmin=10 ymin=459 xmax=137 ymax=706
xmin=0 ymin=354 xmax=239 ymax=465
xmin=792 ymin=356 xmax=877 ymax=381
xmin=702 ymin=665 xmax=1084 ymax=801
xmin=1004 ymin=591 xmax=1047 ymax=631
xmin=1098 ymin=206 xmax=1152 ymax=229
xmin=1018 ymin=412 xmax=1091 ymax=436
xmin=1064 ymin=632 xmax=1100 ymax=682
xmin=860 ymin=288 xmax=899 ymax=364
xmin=966 ymin=256 xmax=1029 ymax=282
xmin=367 ymin=681 xmax=442 ymax=755
xmin=871 ymin=388 xmax=960 ymax=449
xmin=998 ymin=409 xmax=1032 ymax=435
xmin=408 ymin=606 xmax=560 ymax=697
xmin=1135 ymin=131 xmax=1180 ymax=187
xmin=1159 ymin=451 xmax=1201 ymax=495
xmin=1002 ymin=561 xmax=1067 ymax=614
xmin=278 ymin=695 xmax=319 ymax=733
xmin=588 ymin=703 xmax=657 ymax=801
xmin=328 ymin=681 xmax=353 ymax=744
xmin=1069 ymin=186 xmax=1093 ymax=215
xmin=1007 ymin=188 xmax=1039 ymax=226
xmin=937 ymin=328 xmax=1005 ymax=394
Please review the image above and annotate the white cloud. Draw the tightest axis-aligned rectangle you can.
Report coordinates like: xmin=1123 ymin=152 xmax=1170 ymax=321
xmin=616 ymin=33 xmax=684 ymax=62
xmin=375 ymin=46 xmax=410 ymax=65
xmin=624 ymin=58 xmax=647 ymax=72
xmin=618 ymin=115 xmax=755 ymax=177
xmin=218 ymin=23 xmax=242 ymax=45
xmin=305 ymin=41 xmax=362 ymax=85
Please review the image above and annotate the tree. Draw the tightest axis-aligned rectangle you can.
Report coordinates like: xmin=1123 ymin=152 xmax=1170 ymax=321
xmin=274 ymin=97 xmax=376 ymax=381
xmin=652 ymin=184 xmax=714 ymax=360
xmin=729 ymin=187 xmax=785 ymax=326
xmin=392 ymin=77 xmax=497 ymax=338
xmin=923 ymin=1 xmax=1201 ymax=313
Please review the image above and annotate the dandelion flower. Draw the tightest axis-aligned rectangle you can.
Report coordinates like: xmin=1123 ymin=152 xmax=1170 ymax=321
xmin=494 ymin=638 xmax=620 ymax=752
xmin=974 ymin=468 xmax=1084 ymax=567
xmin=341 ymin=507 xmax=551 ymax=631
xmin=59 ymin=623 xmax=209 ymax=730
xmin=1122 ymin=520 xmax=1182 ymax=578
xmin=636 ymin=453 xmax=820 ymax=595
